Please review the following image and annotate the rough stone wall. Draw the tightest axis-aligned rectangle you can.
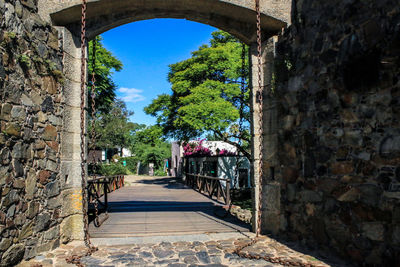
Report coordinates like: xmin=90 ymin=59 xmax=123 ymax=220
xmin=40 ymin=0 xmax=289 ymax=44
xmin=273 ymin=0 xmax=400 ymax=265
xmin=0 ymin=0 xmax=64 ymax=265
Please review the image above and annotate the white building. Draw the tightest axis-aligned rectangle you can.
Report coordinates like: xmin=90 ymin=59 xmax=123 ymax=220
xmin=171 ymin=141 xmax=251 ymax=188
xmin=185 ymin=155 xmax=251 ymax=189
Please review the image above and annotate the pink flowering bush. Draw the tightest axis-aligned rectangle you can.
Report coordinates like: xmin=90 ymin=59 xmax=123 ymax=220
xmin=218 ymin=149 xmax=236 ymax=156
xmin=183 ymin=139 xmax=212 ymax=156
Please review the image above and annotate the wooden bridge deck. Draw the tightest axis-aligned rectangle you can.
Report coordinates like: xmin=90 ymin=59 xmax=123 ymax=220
xmin=88 ymin=176 xmax=251 ymax=237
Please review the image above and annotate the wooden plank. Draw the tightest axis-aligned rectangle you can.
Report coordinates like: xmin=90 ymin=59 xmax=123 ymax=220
xmin=89 ymin=176 xmax=250 ymax=237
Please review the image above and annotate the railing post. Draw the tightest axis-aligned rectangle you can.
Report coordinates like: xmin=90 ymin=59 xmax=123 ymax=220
xmin=226 ymin=179 xmax=231 ymax=205
xmin=217 ymin=181 xmax=221 ymax=200
xmin=104 ymin=178 xmax=108 ymax=211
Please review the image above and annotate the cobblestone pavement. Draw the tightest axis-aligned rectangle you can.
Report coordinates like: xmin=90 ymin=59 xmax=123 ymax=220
xmin=18 ymin=235 xmax=350 ymax=267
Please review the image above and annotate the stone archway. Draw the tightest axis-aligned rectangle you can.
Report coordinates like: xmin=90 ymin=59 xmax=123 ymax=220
xmin=39 ymin=0 xmax=290 ymax=43
xmin=37 ymin=0 xmax=290 ymax=242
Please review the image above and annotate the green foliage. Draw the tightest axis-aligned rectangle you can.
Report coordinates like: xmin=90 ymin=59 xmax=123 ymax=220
xmin=89 ymin=99 xmax=143 ymax=150
xmin=51 ymin=69 xmax=64 ymax=83
xmin=1 ymin=32 xmax=17 ymax=49
xmin=5 ymin=31 xmax=16 ymax=39
xmin=232 ymin=199 xmax=252 ymax=211
xmin=205 ymin=132 xmax=224 ymax=141
xmin=18 ymin=54 xmax=31 ymax=68
xmin=87 ymin=36 xmax=126 ymax=156
xmin=130 ymin=125 xmax=171 ymax=169
xmin=144 ymin=30 xmax=250 ymax=157
xmin=98 ymin=162 xmax=128 ymax=176
xmin=140 ymin=144 xmax=170 ymax=169
xmin=86 ymin=35 xmax=171 ymax=175
xmin=154 ymin=169 xmax=167 ymax=176
xmin=123 ymin=156 xmax=139 ymax=173
xmin=88 ymin=36 xmax=123 ymax=114
xmin=132 ymin=125 xmax=164 ymax=145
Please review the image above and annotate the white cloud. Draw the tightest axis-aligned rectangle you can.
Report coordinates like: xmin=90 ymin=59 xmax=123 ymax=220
xmin=118 ymin=87 xmax=146 ymax=103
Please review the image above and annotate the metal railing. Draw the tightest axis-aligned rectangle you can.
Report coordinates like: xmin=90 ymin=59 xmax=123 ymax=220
xmin=185 ymin=173 xmax=231 ymax=205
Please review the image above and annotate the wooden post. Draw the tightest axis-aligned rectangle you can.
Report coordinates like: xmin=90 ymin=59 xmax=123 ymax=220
xmin=104 ymin=178 xmax=108 ymax=211
xmin=226 ymin=180 xmax=231 ymax=205
xmin=217 ymin=181 xmax=221 ymax=200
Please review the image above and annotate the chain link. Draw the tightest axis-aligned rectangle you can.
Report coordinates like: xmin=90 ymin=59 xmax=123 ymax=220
xmin=66 ymin=1 xmax=98 ymax=264
xmin=71 ymin=0 xmax=97 ymax=262
xmin=89 ymin=37 xmax=102 ymax=227
xmin=79 ymin=0 xmax=92 ymax=248
xmin=90 ymin=37 xmax=97 ymax=154
xmin=234 ymin=43 xmax=246 ymax=191
xmin=233 ymin=0 xmax=264 ymax=259
xmin=255 ymin=0 xmax=264 ymax=238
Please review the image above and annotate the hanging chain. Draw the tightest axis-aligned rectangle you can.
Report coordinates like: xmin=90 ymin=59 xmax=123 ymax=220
xmin=89 ymin=37 xmax=102 ymax=228
xmin=239 ymin=43 xmax=247 ymax=138
xmin=90 ymin=38 xmax=97 ymax=154
xmin=255 ymin=0 xmax=264 ymax=238
xmin=234 ymin=43 xmax=247 ymax=191
xmin=233 ymin=0 xmax=264 ymax=258
xmin=79 ymin=0 xmax=92 ymax=248
xmin=67 ymin=1 xmax=97 ymax=265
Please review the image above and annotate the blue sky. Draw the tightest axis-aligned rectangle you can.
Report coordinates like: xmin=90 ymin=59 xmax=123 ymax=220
xmin=101 ymin=19 xmax=217 ymax=126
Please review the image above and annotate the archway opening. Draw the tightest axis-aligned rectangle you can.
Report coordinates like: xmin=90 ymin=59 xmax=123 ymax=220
xmin=48 ymin=0 xmax=288 ymax=242
xmin=85 ymin=19 xmax=253 ymax=238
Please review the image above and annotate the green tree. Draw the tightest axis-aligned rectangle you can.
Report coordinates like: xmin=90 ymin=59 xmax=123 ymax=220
xmin=88 ymin=36 xmax=123 ymax=114
xmin=90 ymin=99 xmax=142 ymax=151
xmin=130 ymin=125 xmax=171 ymax=169
xmin=135 ymin=143 xmax=171 ymax=170
xmin=145 ymin=31 xmax=250 ymax=158
xmin=132 ymin=125 xmax=164 ymax=146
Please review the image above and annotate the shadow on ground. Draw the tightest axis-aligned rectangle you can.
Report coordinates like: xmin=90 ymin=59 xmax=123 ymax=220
xmin=89 ymin=176 xmax=354 ymax=267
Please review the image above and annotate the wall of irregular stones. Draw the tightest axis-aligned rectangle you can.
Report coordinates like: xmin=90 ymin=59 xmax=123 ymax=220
xmin=274 ymin=0 xmax=400 ymax=265
xmin=0 ymin=0 xmax=63 ymax=265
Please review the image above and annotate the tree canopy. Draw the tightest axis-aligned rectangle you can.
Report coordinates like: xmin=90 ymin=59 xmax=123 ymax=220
xmin=86 ymin=36 xmax=170 ymax=174
xmin=88 ymin=36 xmax=123 ymax=114
xmin=90 ymin=99 xmax=142 ymax=150
xmin=144 ymin=31 xmax=250 ymax=158
xmin=87 ymin=36 xmax=135 ymax=151
xmin=130 ymin=125 xmax=171 ymax=169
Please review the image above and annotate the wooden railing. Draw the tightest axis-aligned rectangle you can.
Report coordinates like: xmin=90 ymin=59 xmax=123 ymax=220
xmin=87 ymin=175 xmax=124 ymax=226
xmin=185 ymin=173 xmax=230 ymax=205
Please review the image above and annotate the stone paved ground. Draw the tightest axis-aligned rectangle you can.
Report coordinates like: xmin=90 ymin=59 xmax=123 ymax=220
xmin=17 ymin=235 xmax=351 ymax=267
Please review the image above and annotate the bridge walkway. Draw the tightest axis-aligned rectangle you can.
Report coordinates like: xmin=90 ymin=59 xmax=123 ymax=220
xmin=88 ymin=176 xmax=250 ymax=238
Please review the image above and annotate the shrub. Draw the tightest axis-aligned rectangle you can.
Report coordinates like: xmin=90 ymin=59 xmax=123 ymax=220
xmin=218 ymin=149 xmax=236 ymax=156
xmin=154 ymin=168 xmax=166 ymax=176
xmin=98 ymin=163 xmax=128 ymax=176
xmin=122 ymin=156 xmax=139 ymax=173
xmin=183 ymin=139 xmax=212 ymax=157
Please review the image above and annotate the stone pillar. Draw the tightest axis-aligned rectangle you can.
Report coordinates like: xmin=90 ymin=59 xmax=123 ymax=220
xmin=250 ymin=36 xmax=281 ymax=235
xmin=58 ymin=27 xmax=86 ymax=242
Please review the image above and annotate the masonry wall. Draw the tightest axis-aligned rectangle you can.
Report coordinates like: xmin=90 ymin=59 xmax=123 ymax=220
xmin=0 ymin=0 xmax=64 ymax=265
xmin=273 ymin=0 xmax=400 ymax=265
